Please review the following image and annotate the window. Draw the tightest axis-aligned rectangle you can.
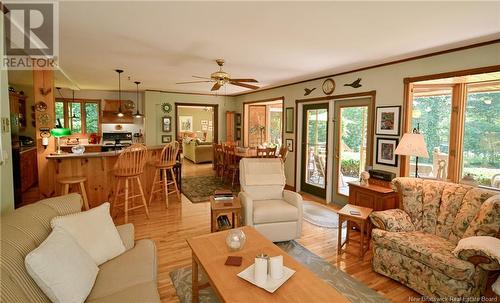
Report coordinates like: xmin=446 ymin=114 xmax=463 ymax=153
xmin=55 ymin=98 xmax=100 ymax=135
xmin=405 ymin=70 xmax=500 ymax=189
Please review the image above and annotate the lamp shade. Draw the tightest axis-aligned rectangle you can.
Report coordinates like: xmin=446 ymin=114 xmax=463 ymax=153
xmin=394 ymin=133 xmax=429 ymax=158
xmin=50 ymin=128 xmax=71 ymax=137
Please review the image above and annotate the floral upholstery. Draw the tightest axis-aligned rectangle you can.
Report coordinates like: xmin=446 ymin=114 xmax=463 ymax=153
xmin=370 ymin=209 xmax=415 ymax=232
xmin=372 ymin=177 xmax=500 ymax=299
xmin=463 ymin=195 xmax=500 ymax=239
xmin=372 ymin=229 xmax=475 ymax=281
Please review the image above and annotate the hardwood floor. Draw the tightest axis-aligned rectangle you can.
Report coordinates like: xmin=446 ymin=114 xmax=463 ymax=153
xmin=111 ymin=159 xmax=419 ymax=303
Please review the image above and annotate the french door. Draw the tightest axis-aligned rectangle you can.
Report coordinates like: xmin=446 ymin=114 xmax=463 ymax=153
xmin=301 ymin=103 xmax=329 ymax=198
xmin=332 ymin=98 xmax=373 ymax=204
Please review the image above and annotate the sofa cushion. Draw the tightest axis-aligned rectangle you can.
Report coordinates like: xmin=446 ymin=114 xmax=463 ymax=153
xmin=372 ymin=229 xmax=475 ymax=281
xmin=435 ymin=184 xmax=472 ymax=241
xmin=51 ymin=203 xmax=126 ymax=265
xmin=253 ymin=200 xmax=298 ymax=224
xmin=87 ymin=239 xmax=157 ymax=301
xmin=86 ymin=282 xmax=160 ymax=303
xmin=392 ymin=177 xmax=424 ymax=230
xmin=25 ymin=226 xmax=99 ymax=303
xmin=421 ymin=180 xmax=447 ymax=234
xmin=449 ymin=189 xmax=498 ymax=244
xmin=463 ymin=195 xmax=500 ymax=239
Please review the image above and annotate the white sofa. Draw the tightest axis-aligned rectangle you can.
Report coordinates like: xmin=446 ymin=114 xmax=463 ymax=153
xmin=238 ymin=158 xmax=303 ymax=242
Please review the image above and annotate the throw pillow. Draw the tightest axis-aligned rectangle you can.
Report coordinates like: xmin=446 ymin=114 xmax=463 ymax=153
xmin=25 ymin=226 xmax=99 ymax=303
xmin=463 ymin=195 xmax=500 ymax=238
xmin=51 ymin=202 xmax=126 ymax=265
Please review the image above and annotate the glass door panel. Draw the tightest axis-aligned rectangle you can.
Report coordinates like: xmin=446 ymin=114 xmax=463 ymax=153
xmin=333 ymin=98 xmax=373 ymax=204
xmin=301 ymin=103 xmax=328 ymax=198
xmin=248 ymin=105 xmax=266 ymax=147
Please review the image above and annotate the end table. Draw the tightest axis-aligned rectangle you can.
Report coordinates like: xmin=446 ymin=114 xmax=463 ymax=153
xmin=210 ymin=196 xmax=242 ymax=232
xmin=337 ymin=204 xmax=373 ymax=260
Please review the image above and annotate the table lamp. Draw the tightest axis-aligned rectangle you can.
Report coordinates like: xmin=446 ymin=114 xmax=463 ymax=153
xmin=50 ymin=128 xmax=71 ymax=154
xmin=395 ymin=129 xmax=429 ymax=178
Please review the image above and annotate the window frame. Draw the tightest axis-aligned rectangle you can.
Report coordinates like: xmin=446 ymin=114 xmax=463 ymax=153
xmin=401 ymin=65 xmax=500 ymax=189
xmin=55 ymin=98 xmax=101 ymax=136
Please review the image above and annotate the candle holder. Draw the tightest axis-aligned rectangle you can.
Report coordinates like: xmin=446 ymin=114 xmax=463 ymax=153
xmin=226 ymin=229 xmax=246 ymax=251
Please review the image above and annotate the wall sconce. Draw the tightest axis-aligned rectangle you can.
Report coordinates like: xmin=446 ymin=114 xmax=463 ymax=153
xmin=40 ymin=127 xmax=51 ymax=149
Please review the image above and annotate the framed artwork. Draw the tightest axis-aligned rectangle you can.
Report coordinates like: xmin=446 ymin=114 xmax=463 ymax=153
xmin=236 ymin=113 xmax=241 ymax=126
xmin=376 ymin=106 xmax=401 ymax=136
xmin=376 ymin=137 xmax=399 ymax=167
xmin=285 ymin=107 xmax=294 ymax=133
xmin=162 ymin=116 xmax=171 ymax=132
xmin=161 ymin=135 xmax=172 ymax=143
xmin=179 ymin=116 xmax=193 ymax=132
xmin=236 ymin=128 xmax=241 ymax=140
xmin=286 ymin=138 xmax=294 ymax=152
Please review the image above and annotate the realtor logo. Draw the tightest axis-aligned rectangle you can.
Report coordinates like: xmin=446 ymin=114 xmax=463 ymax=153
xmin=3 ymin=1 xmax=58 ymax=69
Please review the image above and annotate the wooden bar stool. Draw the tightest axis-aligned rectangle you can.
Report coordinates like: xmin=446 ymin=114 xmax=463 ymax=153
xmin=111 ymin=144 xmax=150 ymax=223
xmin=57 ymin=176 xmax=90 ymax=210
xmin=148 ymin=141 xmax=181 ymax=208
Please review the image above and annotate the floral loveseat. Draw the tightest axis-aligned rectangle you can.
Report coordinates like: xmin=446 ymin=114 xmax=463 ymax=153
xmin=370 ymin=177 xmax=500 ymax=299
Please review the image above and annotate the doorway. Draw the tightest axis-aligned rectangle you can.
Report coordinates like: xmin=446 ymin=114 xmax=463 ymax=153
xmin=332 ymin=97 xmax=373 ymax=204
xmin=300 ymin=103 xmax=329 ymax=198
xmin=243 ymin=97 xmax=284 ymax=147
xmin=175 ymin=103 xmax=218 ymax=143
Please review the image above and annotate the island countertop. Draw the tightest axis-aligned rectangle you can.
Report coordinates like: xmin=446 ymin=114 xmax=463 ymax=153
xmin=46 ymin=145 xmax=165 ymax=160
xmin=44 ymin=145 xmax=176 ymax=208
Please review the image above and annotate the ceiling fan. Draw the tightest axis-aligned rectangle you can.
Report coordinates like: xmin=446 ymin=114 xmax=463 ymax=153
xmin=176 ymin=59 xmax=259 ymax=91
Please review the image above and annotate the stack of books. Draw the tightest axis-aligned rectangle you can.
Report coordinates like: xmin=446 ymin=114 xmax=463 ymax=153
xmin=214 ymin=189 xmax=234 ymax=201
xmin=217 ymin=215 xmax=232 ymax=230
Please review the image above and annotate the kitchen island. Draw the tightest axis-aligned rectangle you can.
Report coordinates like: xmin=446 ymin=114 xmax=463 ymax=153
xmin=46 ymin=145 xmax=181 ymax=208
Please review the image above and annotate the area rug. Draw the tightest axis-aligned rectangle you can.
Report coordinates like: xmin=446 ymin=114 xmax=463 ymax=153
xmin=181 ymin=176 xmax=239 ymax=203
xmin=302 ymin=201 xmax=339 ymax=228
xmin=169 ymin=240 xmax=388 ymax=303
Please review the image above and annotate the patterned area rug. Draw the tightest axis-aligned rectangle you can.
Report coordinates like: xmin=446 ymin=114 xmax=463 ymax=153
xmin=302 ymin=201 xmax=339 ymax=228
xmin=170 ymin=240 xmax=388 ymax=303
xmin=181 ymin=176 xmax=239 ymax=203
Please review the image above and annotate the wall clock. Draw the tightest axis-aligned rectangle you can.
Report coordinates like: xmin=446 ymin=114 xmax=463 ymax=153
xmin=161 ymin=102 xmax=172 ymax=113
xmin=322 ymin=78 xmax=336 ymax=95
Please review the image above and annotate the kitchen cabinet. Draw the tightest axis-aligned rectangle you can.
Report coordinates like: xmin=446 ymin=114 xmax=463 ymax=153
xmin=20 ymin=148 xmax=38 ymax=192
xmin=102 ymin=99 xmax=134 ymax=123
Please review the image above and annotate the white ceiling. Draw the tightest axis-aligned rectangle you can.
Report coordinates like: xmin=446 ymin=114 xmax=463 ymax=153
xmin=30 ymin=1 xmax=500 ymax=94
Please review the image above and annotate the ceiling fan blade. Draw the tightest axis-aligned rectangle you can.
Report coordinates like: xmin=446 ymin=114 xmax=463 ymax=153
xmin=176 ymin=80 xmax=213 ymax=84
xmin=211 ymin=82 xmax=222 ymax=91
xmin=192 ymin=75 xmax=211 ymax=80
xmin=229 ymin=81 xmax=259 ymax=90
xmin=229 ymin=78 xmax=258 ymax=83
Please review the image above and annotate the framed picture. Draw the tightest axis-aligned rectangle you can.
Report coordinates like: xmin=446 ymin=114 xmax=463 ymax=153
xmin=285 ymin=107 xmax=294 ymax=133
xmin=286 ymin=138 xmax=294 ymax=152
xmin=161 ymin=135 xmax=172 ymax=143
xmin=376 ymin=137 xmax=399 ymax=167
xmin=236 ymin=128 xmax=241 ymax=140
xmin=162 ymin=116 xmax=171 ymax=132
xmin=236 ymin=113 xmax=241 ymax=126
xmin=179 ymin=116 xmax=193 ymax=132
xmin=376 ymin=106 xmax=401 ymax=136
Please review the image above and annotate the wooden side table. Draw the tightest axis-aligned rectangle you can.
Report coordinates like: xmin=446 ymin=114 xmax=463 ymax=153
xmin=347 ymin=181 xmax=398 ymax=211
xmin=210 ymin=196 xmax=242 ymax=232
xmin=337 ymin=204 xmax=373 ymax=260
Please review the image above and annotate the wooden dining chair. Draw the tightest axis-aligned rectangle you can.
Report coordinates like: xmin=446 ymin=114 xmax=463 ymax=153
xmin=148 ymin=141 xmax=181 ymax=208
xmin=213 ymin=143 xmax=224 ymax=178
xmin=112 ymin=143 xmax=150 ymax=223
xmin=257 ymin=147 xmax=277 ymax=158
xmin=223 ymin=145 xmax=239 ymax=188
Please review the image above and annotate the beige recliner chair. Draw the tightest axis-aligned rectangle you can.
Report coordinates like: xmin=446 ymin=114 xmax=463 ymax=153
xmin=239 ymin=158 xmax=303 ymax=242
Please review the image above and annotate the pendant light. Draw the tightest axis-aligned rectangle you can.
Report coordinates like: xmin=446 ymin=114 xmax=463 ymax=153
xmin=70 ymin=90 xmax=77 ymax=119
xmin=115 ymin=69 xmax=124 ymax=117
xmin=133 ymin=81 xmax=143 ymax=118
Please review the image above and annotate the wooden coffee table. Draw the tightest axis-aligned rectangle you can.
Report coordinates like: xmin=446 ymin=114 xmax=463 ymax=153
xmin=187 ymin=226 xmax=349 ymax=303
